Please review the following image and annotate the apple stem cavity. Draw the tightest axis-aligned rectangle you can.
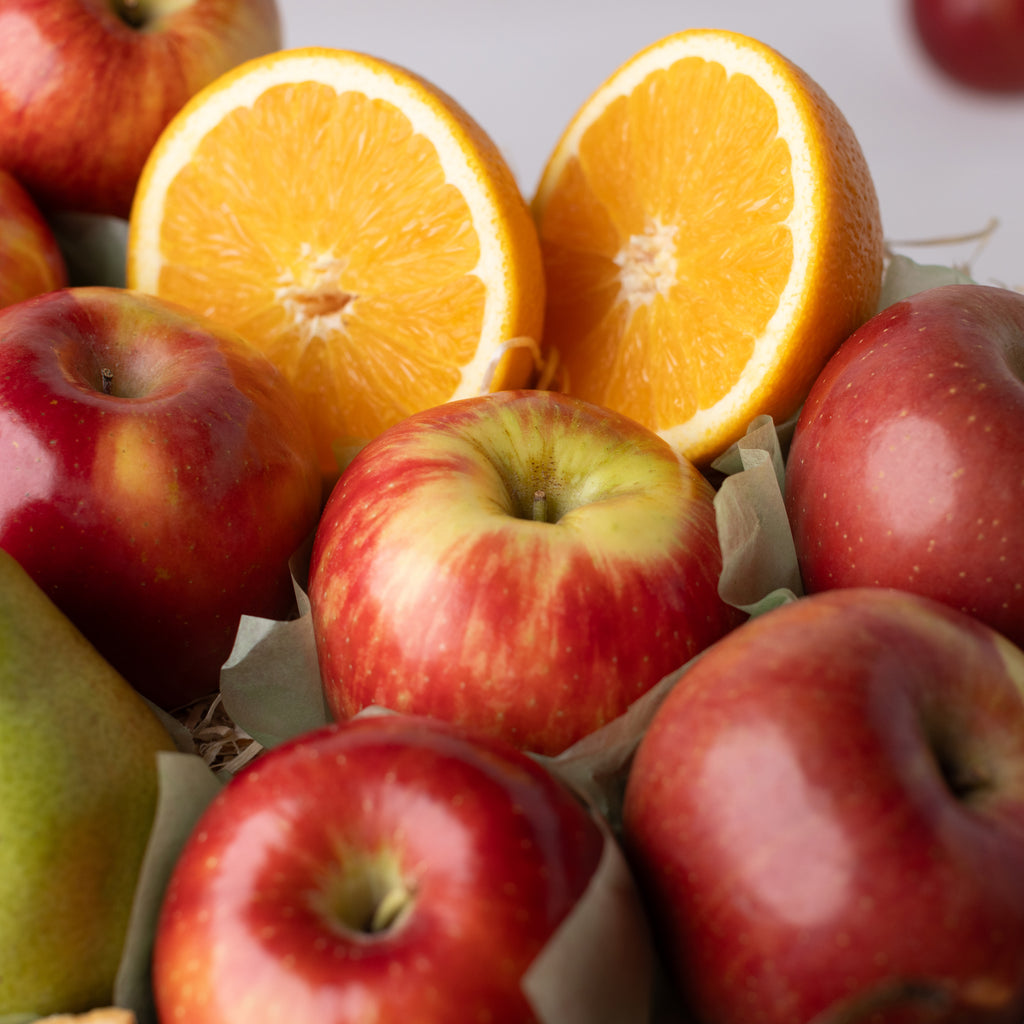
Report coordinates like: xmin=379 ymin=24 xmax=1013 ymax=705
xmin=935 ymin=750 xmax=991 ymax=802
xmin=115 ymin=0 xmax=148 ymax=29
xmin=807 ymin=977 xmax=953 ymax=1024
xmin=315 ymin=855 xmax=416 ymax=937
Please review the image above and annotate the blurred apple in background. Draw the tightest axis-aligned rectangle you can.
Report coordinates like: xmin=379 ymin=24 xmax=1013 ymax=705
xmin=153 ymin=712 xmax=617 ymax=1024
xmin=308 ymin=389 xmax=745 ymax=757
xmin=622 ymin=587 xmax=1024 ymax=1024
xmin=0 ymin=548 xmax=175 ymax=1018
xmin=0 ymin=0 xmax=281 ymax=219
xmin=784 ymin=283 xmax=1024 ymax=649
xmin=0 ymin=286 xmax=322 ymax=710
xmin=0 ymin=166 xmax=66 ymax=307
xmin=910 ymin=0 xmax=1024 ymax=91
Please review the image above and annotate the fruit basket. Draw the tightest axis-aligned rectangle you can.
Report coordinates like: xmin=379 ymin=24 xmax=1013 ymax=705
xmin=2 ymin=2 xmax=1022 ymax=1018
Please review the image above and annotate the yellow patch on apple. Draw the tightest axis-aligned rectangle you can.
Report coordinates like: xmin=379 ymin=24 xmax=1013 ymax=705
xmin=94 ymin=420 xmax=183 ymax=518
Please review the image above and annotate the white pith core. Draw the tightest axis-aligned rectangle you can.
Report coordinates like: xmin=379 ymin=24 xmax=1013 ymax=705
xmin=274 ymin=243 xmax=354 ymax=344
xmin=614 ymin=218 xmax=679 ymax=312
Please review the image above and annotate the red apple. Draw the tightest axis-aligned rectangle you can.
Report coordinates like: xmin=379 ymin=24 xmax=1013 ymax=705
xmin=0 ymin=286 xmax=322 ymax=710
xmin=0 ymin=167 xmax=66 ymax=307
xmin=784 ymin=282 xmax=1024 ymax=650
xmin=910 ymin=0 xmax=1024 ymax=92
xmin=0 ymin=0 xmax=281 ymax=218
xmin=152 ymin=712 xmax=617 ymax=1024
xmin=622 ymin=587 xmax=1024 ymax=1024
xmin=308 ymin=388 xmax=745 ymax=757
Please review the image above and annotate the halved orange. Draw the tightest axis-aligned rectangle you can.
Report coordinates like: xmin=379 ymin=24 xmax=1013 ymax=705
xmin=532 ymin=28 xmax=885 ymax=465
xmin=127 ymin=47 xmax=545 ymax=483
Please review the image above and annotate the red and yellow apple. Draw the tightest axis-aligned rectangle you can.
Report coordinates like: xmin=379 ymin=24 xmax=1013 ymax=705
xmin=308 ymin=389 xmax=745 ymax=756
xmin=785 ymin=282 xmax=1024 ymax=649
xmin=623 ymin=587 xmax=1024 ymax=1024
xmin=0 ymin=166 xmax=66 ymax=307
xmin=153 ymin=712 xmax=614 ymax=1024
xmin=0 ymin=286 xmax=322 ymax=710
xmin=0 ymin=0 xmax=281 ymax=218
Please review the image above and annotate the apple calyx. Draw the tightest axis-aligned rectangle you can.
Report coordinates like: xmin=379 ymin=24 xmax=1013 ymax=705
xmin=313 ymin=850 xmax=417 ymax=937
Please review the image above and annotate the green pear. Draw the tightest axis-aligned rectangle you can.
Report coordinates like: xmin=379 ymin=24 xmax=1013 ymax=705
xmin=0 ymin=549 xmax=175 ymax=1017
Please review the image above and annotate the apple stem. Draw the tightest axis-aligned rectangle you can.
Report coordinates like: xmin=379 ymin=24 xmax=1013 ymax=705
xmin=100 ymin=368 xmax=114 ymax=395
xmin=532 ymin=489 xmax=548 ymax=522
xmin=368 ymin=883 xmax=413 ymax=933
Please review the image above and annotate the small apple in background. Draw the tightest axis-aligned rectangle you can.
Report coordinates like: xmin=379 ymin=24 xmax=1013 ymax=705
xmin=0 ymin=0 xmax=281 ymax=219
xmin=153 ymin=712 xmax=616 ymax=1024
xmin=0 ymin=166 xmax=67 ymax=307
xmin=784 ymin=282 xmax=1024 ymax=650
xmin=909 ymin=0 xmax=1024 ymax=92
xmin=622 ymin=587 xmax=1024 ymax=1024
xmin=0 ymin=286 xmax=322 ymax=710
xmin=308 ymin=388 xmax=745 ymax=757
xmin=0 ymin=548 xmax=175 ymax=1018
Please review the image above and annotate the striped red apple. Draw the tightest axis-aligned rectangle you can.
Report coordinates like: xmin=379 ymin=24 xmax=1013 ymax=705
xmin=0 ymin=0 xmax=281 ymax=218
xmin=307 ymin=389 xmax=745 ymax=756
xmin=0 ymin=167 xmax=66 ymax=307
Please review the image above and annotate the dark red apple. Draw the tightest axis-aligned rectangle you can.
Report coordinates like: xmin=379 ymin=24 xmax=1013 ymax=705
xmin=910 ymin=0 xmax=1024 ymax=92
xmin=0 ymin=286 xmax=322 ymax=709
xmin=784 ymin=282 xmax=1024 ymax=649
xmin=152 ymin=712 xmax=634 ymax=1024
xmin=622 ymin=587 xmax=1024 ymax=1024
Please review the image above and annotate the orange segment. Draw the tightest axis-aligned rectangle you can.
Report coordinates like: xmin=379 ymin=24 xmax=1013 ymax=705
xmin=127 ymin=48 xmax=545 ymax=482
xmin=532 ymin=29 xmax=885 ymax=465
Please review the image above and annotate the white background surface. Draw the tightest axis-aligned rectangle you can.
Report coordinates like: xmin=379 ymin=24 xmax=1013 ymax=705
xmin=275 ymin=0 xmax=1024 ymax=292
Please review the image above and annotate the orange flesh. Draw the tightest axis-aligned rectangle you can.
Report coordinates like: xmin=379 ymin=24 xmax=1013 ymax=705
xmin=154 ymin=83 xmax=489 ymax=453
xmin=539 ymin=57 xmax=795 ymax=429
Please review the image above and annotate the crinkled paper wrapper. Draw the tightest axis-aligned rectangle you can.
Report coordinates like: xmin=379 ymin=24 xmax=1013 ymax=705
xmin=7 ymin=254 xmax=973 ymax=1024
